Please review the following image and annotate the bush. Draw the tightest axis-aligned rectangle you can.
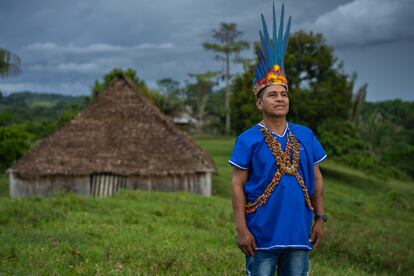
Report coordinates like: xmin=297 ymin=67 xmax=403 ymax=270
xmin=317 ymin=119 xmax=375 ymax=169
xmin=0 ymin=125 xmax=33 ymax=172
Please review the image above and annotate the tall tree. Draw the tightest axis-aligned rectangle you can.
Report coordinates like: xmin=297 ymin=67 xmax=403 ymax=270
xmin=203 ymin=23 xmax=249 ymax=134
xmin=231 ymin=31 xmax=357 ymax=134
xmin=185 ymin=72 xmax=217 ymax=133
xmin=284 ymin=31 xmax=335 ymax=92
xmin=0 ymin=48 xmax=21 ymax=77
xmin=283 ymin=31 xmax=355 ymax=131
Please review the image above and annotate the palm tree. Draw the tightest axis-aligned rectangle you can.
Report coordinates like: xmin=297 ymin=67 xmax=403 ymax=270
xmin=0 ymin=48 xmax=21 ymax=77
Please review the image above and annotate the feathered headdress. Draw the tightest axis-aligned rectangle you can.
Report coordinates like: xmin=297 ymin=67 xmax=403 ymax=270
xmin=254 ymin=3 xmax=291 ymax=96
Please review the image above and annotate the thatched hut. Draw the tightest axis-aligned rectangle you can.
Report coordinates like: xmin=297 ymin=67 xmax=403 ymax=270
xmin=7 ymin=76 xmax=216 ymax=197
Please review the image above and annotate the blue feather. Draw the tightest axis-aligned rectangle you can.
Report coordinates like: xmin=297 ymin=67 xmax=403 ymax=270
xmin=259 ymin=31 xmax=267 ymax=59
xmin=255 ymin=67 xmax=261 ymax=83
xmin=282 ymin=16 xmax=292 ymax=71
xmin=255 ymin=50 xmax=266 ymax=79
xmin=272 ymin=2 xmax=278 ymax=66
xmin=283 ymin=16 xmax=291 ymax=52
xmin=254 ymin=3 xmax=292 ymax=86
xmin=261 ymin=14 xmax=273 ymax=65
xmin=261 ymin=34 xmax=273 ymax=69
xmin=261 ymin=15 xmax=270 ymax=46
xmin=258 ymin=50 xmax=267 ymax=76
xmin=277 ymin=4 xmax=285 ymax=66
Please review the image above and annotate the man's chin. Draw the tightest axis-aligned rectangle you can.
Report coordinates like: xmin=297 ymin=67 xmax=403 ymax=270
xmin=268 ymin=112 xmax=288 ymax=118
xmin=273 ymin=109 xmax=289 ymax=116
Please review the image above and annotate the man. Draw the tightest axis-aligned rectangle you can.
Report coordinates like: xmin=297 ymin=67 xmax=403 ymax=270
xmin=229 ymin=4 xmax=328 ymax=276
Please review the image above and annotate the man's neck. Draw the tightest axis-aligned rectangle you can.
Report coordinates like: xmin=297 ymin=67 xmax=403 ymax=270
xmin=262 ymin=116 xmax=287 ymax=136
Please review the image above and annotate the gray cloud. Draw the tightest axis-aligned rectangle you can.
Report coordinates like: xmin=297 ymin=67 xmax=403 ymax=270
xmin=26 ymin=42 xmax=174 ymax=52
xmin=304 ymin=0 xmax=414 ymax=48
xmin=0 ymin=0 xmax=412 ymax=101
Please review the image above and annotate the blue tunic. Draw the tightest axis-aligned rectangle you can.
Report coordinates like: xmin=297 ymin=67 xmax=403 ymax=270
xmin=229 ymin=122 xmax=327 ymax=251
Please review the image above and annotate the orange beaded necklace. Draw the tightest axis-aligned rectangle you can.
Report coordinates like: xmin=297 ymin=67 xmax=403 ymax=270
xmin=245 ymin=125 xmax=314 ymax=214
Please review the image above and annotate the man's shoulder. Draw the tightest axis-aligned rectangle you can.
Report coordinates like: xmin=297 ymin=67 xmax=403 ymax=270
xmin=237 ymin=124 xmax=263 ymax=144
xmin=288 ymin=122 xmax=314 ymax=137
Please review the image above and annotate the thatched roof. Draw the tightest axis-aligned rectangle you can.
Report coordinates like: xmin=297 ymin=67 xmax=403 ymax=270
xmin=9 ymin=76 xmax=216 ymax=179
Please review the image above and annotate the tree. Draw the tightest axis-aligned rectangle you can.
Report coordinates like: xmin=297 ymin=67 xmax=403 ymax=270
xmin=203 ymin=23 xmax=249 ymax=134
xmin=284 ymin=31 xmax=336 ymax=92
xmin=204 ymin=87 xmax=226 ymax=134
xmin=155 ymin=78 xmax=184 ymax=116
xmin=0 ymin=125 xmax=33 ymax=172
xmin=230 ymin=31 xmax=358 ymax=134
xmin=230 ymin=63 xmax=261 ymax=134
xmin=350 ymin=82 xmax=367 ymax=122
xmin=0 ymin=48 xmax=21 ymax=77
xmin=185 ymin=72 xmax=217 ymax=133
xmin=0 ymin=112 xmax=14 ymax=127
xmin=91 ymin=68 xmax=150 ymax=99
xmin=157 ymin=78 xmax=182 ymax=98
xmin=93 ymin=68 xmax=188 ymax=117
xmin=283 ymin=31 xmax=355 ymax=131
xmin=316 ymin=119 xmax=375 ymax=169
xmin=359 ymin=100 xmax=414 ymax=178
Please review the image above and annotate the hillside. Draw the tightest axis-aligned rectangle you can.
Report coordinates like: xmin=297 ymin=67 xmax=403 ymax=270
xmin=0 ymin=91 xmax=86 ymax=109
xmin=0 ymin=91 xmax=87 ymax=126
xmin=0 ymin=137 xmax=413 ymax=275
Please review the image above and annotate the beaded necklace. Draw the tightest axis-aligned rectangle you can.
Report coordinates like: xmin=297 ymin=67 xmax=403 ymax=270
xmin=245 ymin=124 xmax=314 ymax=214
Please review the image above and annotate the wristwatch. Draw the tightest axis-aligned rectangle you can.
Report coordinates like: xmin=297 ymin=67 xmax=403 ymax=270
xmin=314 ymin=214 xmax=328 ymax=222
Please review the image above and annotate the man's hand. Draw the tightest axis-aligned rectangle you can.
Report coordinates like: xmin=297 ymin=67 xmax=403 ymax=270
xmin=309 ymin=220 xmax=324 ymax=248
xmin=237 ymin=229 xmax=256 ymax=256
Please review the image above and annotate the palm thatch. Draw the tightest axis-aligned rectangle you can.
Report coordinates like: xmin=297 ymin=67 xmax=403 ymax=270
xmin=0 ymin=48 xmax=22 ymax=77
xmin=9 ymin=76 xmax=216 ymax=179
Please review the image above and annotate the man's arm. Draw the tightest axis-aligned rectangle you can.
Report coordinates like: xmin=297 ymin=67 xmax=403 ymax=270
xmin=232 ymin=166 xmax=256 ymax=256
xmin=309 ymin=164 xmax=325 ymax=248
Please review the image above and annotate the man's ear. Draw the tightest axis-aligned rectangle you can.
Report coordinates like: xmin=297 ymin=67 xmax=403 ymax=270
xmin=256 ymin=98 xmax=263 ymax=110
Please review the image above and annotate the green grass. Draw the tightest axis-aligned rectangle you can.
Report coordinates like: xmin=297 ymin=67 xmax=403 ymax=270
xmin=194 ymin=136 xmax=235 ymax=198
xmin=0 ymin=136 xmax=413 ymax=275
xmin=0 ymin=191 xmax=243 ymax=274
xmin=0 ymin=175 xmax=8 ymax=197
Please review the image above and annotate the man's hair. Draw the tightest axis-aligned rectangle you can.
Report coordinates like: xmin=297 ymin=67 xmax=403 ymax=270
xmin=256 ymin=88 xmax=265 ymax=100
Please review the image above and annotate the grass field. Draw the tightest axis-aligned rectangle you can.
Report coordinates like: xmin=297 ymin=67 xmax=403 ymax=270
xmin=0 ymin=136 xmax=413 ymax=275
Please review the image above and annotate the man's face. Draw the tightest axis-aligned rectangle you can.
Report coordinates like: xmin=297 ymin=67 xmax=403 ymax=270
xmin=256 ymin=85 xmax=289 ymax=118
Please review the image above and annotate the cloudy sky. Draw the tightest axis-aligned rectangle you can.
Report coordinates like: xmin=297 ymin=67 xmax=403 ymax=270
xmin=0 ymin=0 xmax=413 ymax=101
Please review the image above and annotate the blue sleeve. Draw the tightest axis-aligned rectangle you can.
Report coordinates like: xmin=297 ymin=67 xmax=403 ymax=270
xmin=312 ymin=133 xmax=327 ymax=164
xmin=228 ymin=136 xmax=253 ymax=170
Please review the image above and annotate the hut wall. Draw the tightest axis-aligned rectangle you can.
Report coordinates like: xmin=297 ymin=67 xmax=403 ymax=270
xmin=90 ymin=173 xmax=127 ymax=197
xmin=128 ymin=172 xmax=212 ymax=196
xmin=9 ymin=171 xmax=90 ymax=197
xmin=8 ymin=171 xmax=212 ymax=197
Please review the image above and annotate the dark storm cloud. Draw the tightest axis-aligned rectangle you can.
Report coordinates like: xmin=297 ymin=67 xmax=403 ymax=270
xmin=304 ymin=0 xmax=414 ymax=48
xmin=0 ymin=0 xmax=412 ymax=100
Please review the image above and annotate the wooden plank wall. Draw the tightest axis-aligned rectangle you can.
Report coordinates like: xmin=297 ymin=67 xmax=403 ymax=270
xmin=9 ymin=171 xmax=212 ymax=197
xmin=89 ymin=173 xmax=127 ymax=197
